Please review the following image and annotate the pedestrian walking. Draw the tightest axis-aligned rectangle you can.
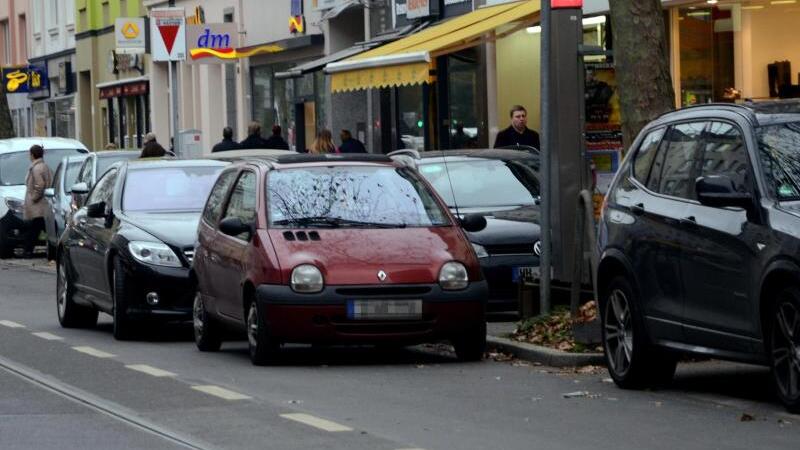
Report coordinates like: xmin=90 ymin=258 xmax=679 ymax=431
xmin=309 ymin=129 xmax=336 ymax=155
xmin=493 ymin=105 xmax=541 ymax=150
xmin=263 ymin=125 xmax=290 ymax=150
xmin=239 ymin=122 xmax=270 ymax=149
xmin=212 ymin=127 xmax=241 ymax=153
xmin=143 ymin=132 xmax=158 ymax=146
xmin=22 ymin=145 xmax=53 ymax=258
xmin=338 ymin=129 xmax=367 ymax=153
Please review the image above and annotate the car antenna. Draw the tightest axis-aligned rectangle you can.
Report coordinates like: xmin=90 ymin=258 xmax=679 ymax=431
xmin=440 ymin=149 xmax=462 ymax=219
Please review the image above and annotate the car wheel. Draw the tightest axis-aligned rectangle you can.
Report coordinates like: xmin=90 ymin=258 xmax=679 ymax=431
xmin=601 ymin=276 xmax=676 ymax=389
xmin=452 ymin=321 xmax=487 ymax=362
xmin=193 ymin=291 xmax=222 ymax=352
xmin=56 ymin=255 xmax=98 ymax=328
xmin=247 ymin=300 xmax=278 ymax=366
xmin=0 ymin=222 xmax=13 ymax=259
xmin=769 ymin=287 xmax=800 ymax=413
xmin=112 ymin=258 xmax=136 ymax=341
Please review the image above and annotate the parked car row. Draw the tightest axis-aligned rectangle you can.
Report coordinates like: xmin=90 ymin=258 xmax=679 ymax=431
xmin=50 ymin=149 xmax=543 ymax=365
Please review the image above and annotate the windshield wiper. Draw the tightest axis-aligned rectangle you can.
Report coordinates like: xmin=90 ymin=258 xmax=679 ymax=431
xmin=273 ymin=217 xmax=407 ymax=228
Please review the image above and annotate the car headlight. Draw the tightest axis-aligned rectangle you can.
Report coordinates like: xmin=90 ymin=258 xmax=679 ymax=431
xmin=439 ymin=261 xmax=469 ymax=290
xmin=128 ymin=241 xmax=182 ymax=267
xmin=291 ymin=264 xmax=324 ymax=293
xmin=471 ymin=243 xmax=488 ymax=258
xmin=4 ymin=197 xmax=23 ymax=215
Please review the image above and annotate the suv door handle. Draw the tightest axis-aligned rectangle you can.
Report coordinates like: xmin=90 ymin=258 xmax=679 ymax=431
xmin=680 ymin=216 xmax=697 ymax=227
xmin=630 ymin=203 xmax=645 ymax=215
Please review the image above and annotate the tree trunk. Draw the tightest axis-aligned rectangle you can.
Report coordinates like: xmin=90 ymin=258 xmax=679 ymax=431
xmin=0 ymin=87 xmax=15 ymax=139
xmin=609 ymin=0 xmax=674 ymax=149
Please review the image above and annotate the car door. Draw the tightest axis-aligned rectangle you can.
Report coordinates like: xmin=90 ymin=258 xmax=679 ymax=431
xmin=45 ymin=162 xmax=63 ymax=242
xmin=196 ymin=169 xmax=239 ymax=317
xmin=679 ymin=120 xmax=765 ymax=351
xmin=216 ymin=170 xmax=258 ymax=321
xmin=80 ymin=168 xmax=119 ymax=303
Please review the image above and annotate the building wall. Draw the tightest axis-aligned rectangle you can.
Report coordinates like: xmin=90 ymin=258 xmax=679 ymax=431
xmin=30 ymin=0 xmax=76 ymax=58
xmin=740 ymin=6 xmax=800 ymax=99
xmin=496 ymin=28 xmax=541 ymax=133
xmin=75 ymin=0 xmax=146 ymax=148
xmin=0 ymin=0 xmax=33 ymax=137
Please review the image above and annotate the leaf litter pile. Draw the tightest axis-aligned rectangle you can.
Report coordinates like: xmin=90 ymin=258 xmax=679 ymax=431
xmin=511 ymin=302 xmax=602 ymax=353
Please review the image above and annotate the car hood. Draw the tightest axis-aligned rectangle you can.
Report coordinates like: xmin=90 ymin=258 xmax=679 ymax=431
xmin=121 ymin=211 xmax=201 ymax=248
xmin=0 ymin=185 xmax=26 ymax=216
xmin=267 ymin=226 xmax=480 ymax=285
xmin=456 ymin=205 xmax=541 ymax=246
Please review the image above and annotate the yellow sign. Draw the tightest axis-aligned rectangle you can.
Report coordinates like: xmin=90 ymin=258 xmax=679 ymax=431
xmin=121 ymin=21 xmax=140 ymax=39
xmin=5 ymin=70 xmax=28 ymax=92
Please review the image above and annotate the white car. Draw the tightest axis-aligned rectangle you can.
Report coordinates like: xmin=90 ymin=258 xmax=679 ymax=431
xmin=0 ymin=137 xmax=88 ymax=258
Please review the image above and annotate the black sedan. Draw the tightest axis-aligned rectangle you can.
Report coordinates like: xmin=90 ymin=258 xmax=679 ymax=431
xmin=402 ymin=149 xmax=541 ymax=312
xmin=56 ymin=158 xmax=228 ymax=339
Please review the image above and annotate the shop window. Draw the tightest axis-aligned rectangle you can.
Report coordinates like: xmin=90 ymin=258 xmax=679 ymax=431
xmin=678 ymin=6 xmax=734 ymax=106
xmin=448 ymin=48 xmax=487 ymax=149
xmin=397 ymin=85 xmax=424 ymax=151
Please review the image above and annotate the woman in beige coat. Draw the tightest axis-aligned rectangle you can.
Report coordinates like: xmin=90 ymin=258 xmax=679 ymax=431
xmin=23 ymin=145 xmax=53 ymax=257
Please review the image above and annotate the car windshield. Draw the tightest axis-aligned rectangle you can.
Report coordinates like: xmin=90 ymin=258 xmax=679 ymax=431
xmin=0 ymin=148 xmax=84 ymax=186
xmin=267 ymin=166 xmax=450 ymax=228
xmin=64 ymin=160 xmax=83 ymax=189
xmin=98 ymin=155 xmax=136 ymax=178
xmin=418 ymin=159 xmax=540 ymax=208
xmin=123 ymin=166 xmax=224 ymax=212
xmin=757 ymin=121 xmax=800 ymax=201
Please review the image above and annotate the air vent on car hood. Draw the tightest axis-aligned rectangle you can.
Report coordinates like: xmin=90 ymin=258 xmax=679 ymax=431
xmin=282 ymin=231 xmax=321 ymax=241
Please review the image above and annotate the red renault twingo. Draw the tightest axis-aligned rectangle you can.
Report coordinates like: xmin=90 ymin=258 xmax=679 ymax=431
xmin=192 ymin=154 xmax=489 ymax=365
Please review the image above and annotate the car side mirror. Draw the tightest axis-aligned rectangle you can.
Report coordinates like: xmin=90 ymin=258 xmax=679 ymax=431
xmin=44 ymin=188 xmax=55 ymax=198
xmin=86 ymin=201 xmax=107 ymax=219
xmin=71 ymin=182 xmax=89 ymax=195
xmin=459 ymin=214 xmax=487 ymax=233
xmin=696 ymin=176 xmax=754 ymax=210
xmin=219 ymin=217 xmax=253 ymax=237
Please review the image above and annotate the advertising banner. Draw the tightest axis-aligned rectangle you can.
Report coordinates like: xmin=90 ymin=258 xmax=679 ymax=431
xmin=150 ymin=8 xmax=186 ymax=61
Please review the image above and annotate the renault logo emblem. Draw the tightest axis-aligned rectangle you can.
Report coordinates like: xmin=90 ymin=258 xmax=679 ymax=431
xmin=533 ymin=241 xmax=542 ymax=256
xmin=377 ymin=270 xmax=387 ymax=282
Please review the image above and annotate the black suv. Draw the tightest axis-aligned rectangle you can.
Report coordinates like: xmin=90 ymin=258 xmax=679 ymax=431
xmin=596 ymin=101 xmax=800 ymax=412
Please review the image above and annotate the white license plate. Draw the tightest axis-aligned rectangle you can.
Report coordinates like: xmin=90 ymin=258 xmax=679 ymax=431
xmin=513 ymin=266 xmax=540 ymax=283
xmin=347 ymin=300 xmax=422 ymax=320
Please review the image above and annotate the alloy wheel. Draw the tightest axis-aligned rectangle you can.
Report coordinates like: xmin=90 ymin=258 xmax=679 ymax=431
xmin=772 ymin=300 xmax=800 ymax=400
xmin=193 ymin=292 xmax=205 ymax=339
xmin=247 ymin=304 xmax=259 ymax=349
xmin=605 ymin=288 xmax=634 ymax=375
xmin=57 ymin=259 xmax=67 ymax=319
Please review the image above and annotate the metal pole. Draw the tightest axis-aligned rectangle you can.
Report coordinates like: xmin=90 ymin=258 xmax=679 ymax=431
xmin=539 ymin=0 xmax=552 ymax=315
xmin=171 ymin=60 xmax=179 ymax=154
xmin=365 ymin=6 xmax=373 ymax=153
xmin=168 ymin=61 xmax=174 ymax=142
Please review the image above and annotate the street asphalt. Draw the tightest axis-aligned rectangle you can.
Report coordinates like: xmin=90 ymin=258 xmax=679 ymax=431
xmin=0 ymin=260 xmax=798 ymax=449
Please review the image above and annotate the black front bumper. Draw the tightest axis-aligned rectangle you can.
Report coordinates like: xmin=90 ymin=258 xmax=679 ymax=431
xmin=0 ymin=210 xmax=29 ymax=247
xmin=119 ymin=257 xmax=194 ymax=320
xmin=479 ymin=254 xmax=539 ymax=311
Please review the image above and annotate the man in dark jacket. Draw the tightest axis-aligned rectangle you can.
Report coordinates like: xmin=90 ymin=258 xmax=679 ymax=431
xmin=494 ymin=105 xmax=540 ymax=150
xmin=239 ymin=122 xmax=270 ymax=149
xmin=338 ymin=129 xmax=367 ymax=153
xmin=263 ymin=125 xmax=290 ymax=150
xmin=212 ymin=127 xmax=241 ymax=152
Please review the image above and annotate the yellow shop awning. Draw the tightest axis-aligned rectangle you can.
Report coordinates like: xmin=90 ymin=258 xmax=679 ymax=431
xmin=326 ymin=0 xmax=541 ymax=92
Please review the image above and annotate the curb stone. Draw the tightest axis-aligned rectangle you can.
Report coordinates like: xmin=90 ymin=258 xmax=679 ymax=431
xmin=487 ymin=335 xmax=605 ymax=367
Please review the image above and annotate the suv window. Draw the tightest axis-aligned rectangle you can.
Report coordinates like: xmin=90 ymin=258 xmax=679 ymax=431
xmin=202 ymin=170 xmax=237 ymax=225
xmin=701 ymin=122 xmax=750 ymax=193
xmin=77 ymin=157 xmax=93 ymax=186
xmin=52 ymin=163 xmax=63 ymax=196
xmin=222 ymin=171 xmax=257 ymax=240
xmin=652 ymin=122 xmax=707 ymax=199
xmin=633 ymin=128 xmax=665 ymax=184
xmin=87 ymin=169 xmax=117 ymax=206
xmin=757 ymin=121 xmax=800 ymax=200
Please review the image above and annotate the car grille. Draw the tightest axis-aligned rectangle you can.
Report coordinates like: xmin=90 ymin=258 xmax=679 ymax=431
xmin=334 ymin=286 xmax=432 ymax=297
xmin=484 ymin=243 xmax=536 ymax=256
xmin=183 ymin=249 xmax=195 ymax=264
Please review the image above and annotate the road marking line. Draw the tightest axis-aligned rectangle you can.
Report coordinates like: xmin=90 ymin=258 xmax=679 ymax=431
xmin=72 ymin=346 xmax=115 ymax=358
xmin=280 ymin=413 xmax=353 ymax=432
xmin=191 ymin=385 xmax=251 ymax=400
xmin=32 ymin=332 xmax=63 ymax=340
xmin=125 ymin=364 xmax=176 ymax=377
xmin=0 ymin=320 xmax=25 ymax=328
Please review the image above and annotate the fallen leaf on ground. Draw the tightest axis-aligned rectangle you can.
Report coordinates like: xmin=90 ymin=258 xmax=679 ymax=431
xmin=740 ymin=413 xmax=755 ymax=422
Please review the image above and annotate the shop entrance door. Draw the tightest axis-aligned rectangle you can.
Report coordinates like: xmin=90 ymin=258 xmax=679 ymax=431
xmin=293 ymin=101 xmax=316 ymax=152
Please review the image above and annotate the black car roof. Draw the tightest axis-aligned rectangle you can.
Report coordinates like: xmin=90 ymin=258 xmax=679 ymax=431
xmin=654 ymin=99 xmax=800 ymax=127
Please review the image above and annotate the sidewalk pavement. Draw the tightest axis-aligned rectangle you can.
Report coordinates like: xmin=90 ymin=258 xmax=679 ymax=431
xmin=486 ymin=317 xmax=605 ymax=368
